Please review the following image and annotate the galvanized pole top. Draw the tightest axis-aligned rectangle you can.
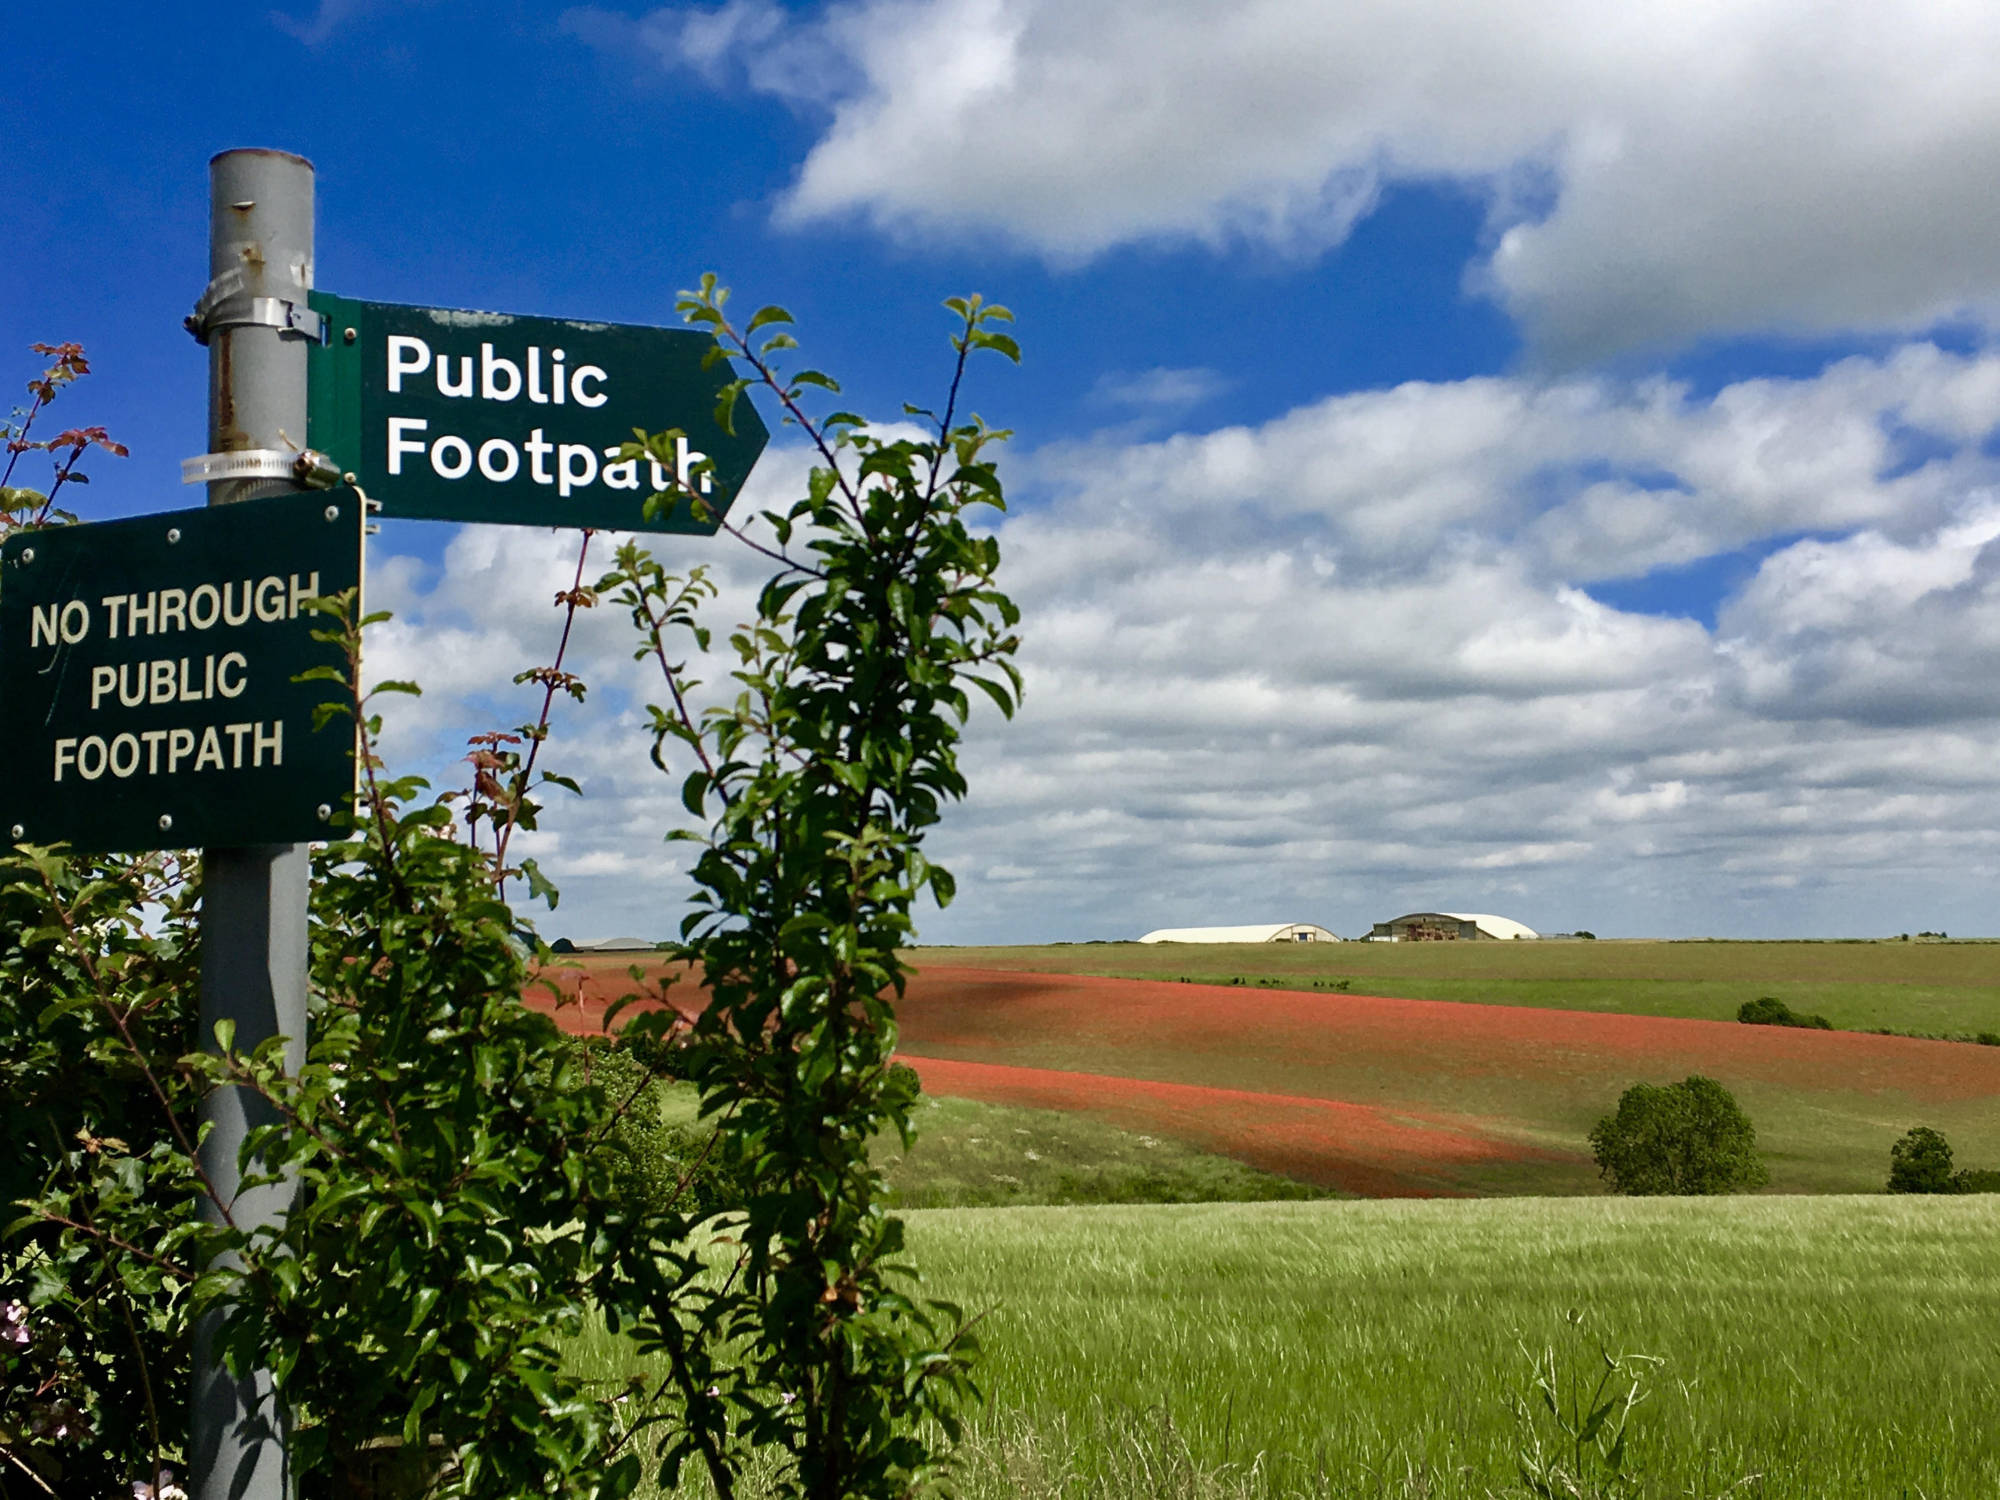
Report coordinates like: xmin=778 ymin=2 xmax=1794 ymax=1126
xmin=194 ymin=150 xmax=319 ymax=507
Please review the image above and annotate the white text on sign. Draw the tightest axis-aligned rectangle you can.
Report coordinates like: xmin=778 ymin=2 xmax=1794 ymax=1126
xmin=54 ymin=722 xmax=285 ymax=782
xmin=381 ymin=335 xmax=714 ymax=500
xmin=28 ymin=573 xmax=323 ymax=647
xmin=26 ymin=572 xmax=323 ymax=787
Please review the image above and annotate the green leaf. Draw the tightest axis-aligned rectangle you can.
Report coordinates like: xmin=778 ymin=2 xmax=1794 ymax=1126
xmin=965 ymin=674 xmax=1016 ymax=719
xmin=715 ymin=382 xmax=742 ymax=436
xmin=519 ymin=857 xmax=560 ymax=910
xmin=970 ymin=330 xmax=1021 ymax=363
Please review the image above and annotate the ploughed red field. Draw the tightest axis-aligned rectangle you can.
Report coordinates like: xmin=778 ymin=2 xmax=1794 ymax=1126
xmin=525 ymin=959 xmax=2000 ymax=1195
xmin=526 ymin=957 xmax=694 ymax=1036
xmin=893 ymin=1055 xmax=1567 ymax=1197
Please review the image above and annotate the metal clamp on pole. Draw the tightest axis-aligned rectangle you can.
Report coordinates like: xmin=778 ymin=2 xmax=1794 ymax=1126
xmin=181 ymin=448 xmax=345 ymax=489
xmin=185 ymin=268 xmax=327 ymax=346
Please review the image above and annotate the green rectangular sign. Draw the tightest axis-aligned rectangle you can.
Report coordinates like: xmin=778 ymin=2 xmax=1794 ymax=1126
xmin=306 ymin=293 xmax=769 ymax=534
xmin=0 ymin=493 xmax=363 ymax=852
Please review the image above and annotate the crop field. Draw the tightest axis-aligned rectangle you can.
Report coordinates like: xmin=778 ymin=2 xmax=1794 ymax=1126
xmin=571 ymin=1194 xmax=2000 ymax=1498
xmin=905 ymin=1194 xmax=2000 ymax=1499
xmin=891 ymin=966 xmax=2000 ymax=1195
xmin=917 ymin=940 xmax=2000 ymax=1036
xmin=543 ymin=951 xmax=2000 ymax=1495
xmin=530 ymin=953 xmax=2000 ymax=1196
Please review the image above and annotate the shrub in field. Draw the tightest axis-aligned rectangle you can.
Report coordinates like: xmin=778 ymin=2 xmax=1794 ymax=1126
xmin=1887 ymin=1126 xmax=1958 ymax=1194
xmin=1737 ymin=996 xmax=1833 ymax=1029
xmin=1588 ymin=1076 xmax=1767 ymax=1196
xmin=1886 ymin=1127 xmax=2000 ymax=1195
xmin=559 ymin=1037 xmax=754 ymax=1219
xmin=593 ymin=282 xmax=1020 ymax=1500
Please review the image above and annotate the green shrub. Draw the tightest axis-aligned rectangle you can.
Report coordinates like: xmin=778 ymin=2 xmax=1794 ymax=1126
xmin=1737 ymin=996 xmax=1833 ymax=1029
xmin=1887 ymin=1126 xmax=1958 ymax=1194
xmin=613 ymin=1015 xmax=690 ymax=1080
xmin=1588 ymin=1076 xmax=1768 ymax=1196
xmin=1886 ymin=1127 xmax=2000 ymax=1194
xmin=553 ymin=1037 xmax=750 ymax=1218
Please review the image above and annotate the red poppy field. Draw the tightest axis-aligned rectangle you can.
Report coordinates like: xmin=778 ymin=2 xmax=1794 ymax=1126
xmin=530 ymin=956 xmax=2000 ymax=1195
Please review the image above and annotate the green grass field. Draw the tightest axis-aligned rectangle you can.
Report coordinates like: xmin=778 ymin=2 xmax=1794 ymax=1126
xmin=570 ymin=1193 xmax=2000 ymax=1498
xmin=910 ymin=1194 xmax=2000 ymax=1498
xmin=915 ymin=940 xmax=2000 ymax=1037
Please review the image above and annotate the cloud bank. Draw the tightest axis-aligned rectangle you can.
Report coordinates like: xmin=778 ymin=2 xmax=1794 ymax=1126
xmin=365 ymin=342 xmax=2000 ymax=942
xmin=570 ymin=0 xmax=2000 ymax=357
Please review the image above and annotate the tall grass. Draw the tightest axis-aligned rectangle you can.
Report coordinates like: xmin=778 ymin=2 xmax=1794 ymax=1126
xmin=903 ymin=1194 xmax=2000 ymax=1498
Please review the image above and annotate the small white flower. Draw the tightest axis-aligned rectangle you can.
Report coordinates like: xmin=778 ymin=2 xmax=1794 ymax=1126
xmin=132 ymin=1484 xmax=154 ymax=1500
xmin=705 ymin=1385 xmax=720 ymax=1398
xmin=1 ymin=1300 xmax=29 ymax=1346
xmin=780 ymin=1391 xmax=797 ymax=1406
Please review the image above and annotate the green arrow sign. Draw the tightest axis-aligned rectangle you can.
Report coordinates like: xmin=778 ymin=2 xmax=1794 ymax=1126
xmin=306 ymin=293 xmax=768 ymax=533
xmin=0 ymin=493 xmax=362 ymax=852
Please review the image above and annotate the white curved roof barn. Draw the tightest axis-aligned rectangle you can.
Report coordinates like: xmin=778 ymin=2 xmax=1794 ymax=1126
xmin=1450 ymin=912 xmax=1538 ymax=941
xmin=1139 ymin=923 xmax=1342 ymax=944
xmin=1369 ymin=912 xmax=1539 ymax=941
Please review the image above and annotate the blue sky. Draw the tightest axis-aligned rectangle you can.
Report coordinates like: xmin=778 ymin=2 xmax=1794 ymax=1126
xmin=10 ymin=0 xmax=2000 ymax=941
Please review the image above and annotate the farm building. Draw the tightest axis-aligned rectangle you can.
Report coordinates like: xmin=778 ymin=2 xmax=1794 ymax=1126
xmin=1367 ymin=912 xmax=1538 ymax=942
xmin=1138 ymin=923 xmax=1342 ymax=944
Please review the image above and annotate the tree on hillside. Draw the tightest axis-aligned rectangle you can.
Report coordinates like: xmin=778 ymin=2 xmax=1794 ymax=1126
xmin=1887 ymin=1126 xmax=1957 ymax=1194
xmin=1589 ymin=1076 xmax=1767 ymax=1196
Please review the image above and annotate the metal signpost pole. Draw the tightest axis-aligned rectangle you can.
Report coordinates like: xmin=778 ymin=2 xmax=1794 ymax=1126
xmin=192 ymin=147 xmax=315 ymax=1500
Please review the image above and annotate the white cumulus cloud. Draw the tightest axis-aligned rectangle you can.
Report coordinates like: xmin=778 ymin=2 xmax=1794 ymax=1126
xmin=362 ymin=339 xmax=2000 ymax=942
xmin=571 ymin=0 xmax=2000 ymax=355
